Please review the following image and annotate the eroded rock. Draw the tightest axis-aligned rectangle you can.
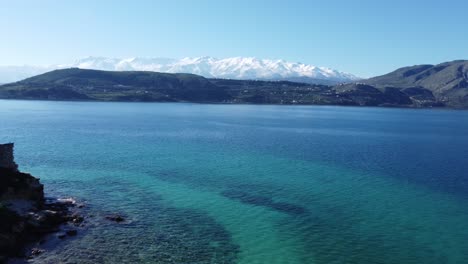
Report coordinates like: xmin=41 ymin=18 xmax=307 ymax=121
xmin=0 ymin=143 xmax=84 ymax=261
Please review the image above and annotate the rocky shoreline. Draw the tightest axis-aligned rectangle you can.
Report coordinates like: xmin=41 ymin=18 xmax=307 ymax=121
xmin=0 ymin=143 xmax=84 ymax=263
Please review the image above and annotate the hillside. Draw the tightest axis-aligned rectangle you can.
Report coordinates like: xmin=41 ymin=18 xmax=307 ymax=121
xmin=362 ymin=60 xmax=468 ymax=107
xmin=0 ymin=68 xmax=402 ymax=106
xmin=0 ymin=63 xmax=467 ymax=108
xmin=0 ymin=68 xmax=230 ymax=102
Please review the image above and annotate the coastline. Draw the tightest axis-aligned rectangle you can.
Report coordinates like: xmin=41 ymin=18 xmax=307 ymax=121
xmin=0 ymin=98 xmax=464 ymax=111
xmin=0 ymin=143 xmax=84 ymax=263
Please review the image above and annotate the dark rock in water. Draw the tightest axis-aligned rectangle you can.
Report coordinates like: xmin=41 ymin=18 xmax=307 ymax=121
xmin=55 ymin=229 xmax=77 ymax=239
xmin=69 ymin=213 xmax=84 ymax=224
xmin=36 ymin=210 xmax=67 ymax=226
xmin=105 ymin=214 xmax=125 ymax=223
xmin=30 ymin=248 xmax=45 ymax=256
xmin=66 ymin=229 xmax=77 ymax=236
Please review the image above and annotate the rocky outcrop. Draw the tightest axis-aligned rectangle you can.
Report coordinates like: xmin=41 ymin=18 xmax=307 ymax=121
xmin=105 ymin=214 xmax=126 ymax=223
xmin=0 ymin=143 xmax=18 ymax=171
xmin=0 ymin=167 xmax=44 ymax=202
xmin=0 ymin=143 xmax=83 ymax=261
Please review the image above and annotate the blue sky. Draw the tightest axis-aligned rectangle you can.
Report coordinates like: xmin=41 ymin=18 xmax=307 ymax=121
xmin=1 ymin=0 xmax=467 ymax=77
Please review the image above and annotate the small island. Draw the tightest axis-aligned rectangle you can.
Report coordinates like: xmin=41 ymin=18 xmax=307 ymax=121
xmin=0 ymin=143 xmax=83 ymax=262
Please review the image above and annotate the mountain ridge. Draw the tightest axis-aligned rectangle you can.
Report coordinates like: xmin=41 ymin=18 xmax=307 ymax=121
xmin=0 ymin=60 xmax=467 ymax=108
xmin=361 ymin=60 xmax=468 ymax=107
xmin=0 ymin=56 xmax=359 ymax=85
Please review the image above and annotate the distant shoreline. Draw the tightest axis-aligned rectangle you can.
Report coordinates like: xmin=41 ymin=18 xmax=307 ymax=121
xmin=0 ymin=98 xmax=464 ymax=111
xmin=2 ymin=64 xmax=467 ymax=108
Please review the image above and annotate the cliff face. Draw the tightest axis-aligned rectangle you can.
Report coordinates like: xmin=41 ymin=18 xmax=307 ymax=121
xmin=0 ymin=143 xmax=81 ymax=262
xmin=0 ymin=143 xmax=42 ymax=202
xmin=0 ymin=168 xmax=44 ymax=202
xmin=0 ymin=143 xmax=44 ymax=260
xmin=0 ymin=143 xmax=18 ymax=171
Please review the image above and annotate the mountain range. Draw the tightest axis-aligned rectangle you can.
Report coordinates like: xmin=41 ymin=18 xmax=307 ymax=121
xmin=0 ymin=56 xmax=359 ymax=85
xmin=0 ymin=60 xmax=466 ymax=108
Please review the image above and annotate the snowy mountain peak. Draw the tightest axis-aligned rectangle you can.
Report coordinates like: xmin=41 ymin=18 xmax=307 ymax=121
xmin=0 ymin=56 xmax=360 ymax=84
xmin=67 ymin=56 xmax=359 ymax=83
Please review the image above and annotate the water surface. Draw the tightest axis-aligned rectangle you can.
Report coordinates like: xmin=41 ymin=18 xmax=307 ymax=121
xmin=1 ymin=100 xmax=468 ymax=263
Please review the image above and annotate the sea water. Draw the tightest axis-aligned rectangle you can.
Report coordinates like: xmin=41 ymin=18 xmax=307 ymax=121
xmin=1 ymin=100 xmax=468 ymax=264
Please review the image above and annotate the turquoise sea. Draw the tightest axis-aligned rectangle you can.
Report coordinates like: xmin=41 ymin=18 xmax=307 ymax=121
xmin=1 ymin=100 xmax=468 ymax=264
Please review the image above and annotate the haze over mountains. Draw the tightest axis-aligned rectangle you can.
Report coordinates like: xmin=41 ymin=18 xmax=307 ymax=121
xmin=0 ymin=56 xmax=359 ymax=85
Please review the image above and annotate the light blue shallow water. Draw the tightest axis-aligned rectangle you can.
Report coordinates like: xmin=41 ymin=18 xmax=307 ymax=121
xmin=1 ymin=100 xmax=468 ymax=263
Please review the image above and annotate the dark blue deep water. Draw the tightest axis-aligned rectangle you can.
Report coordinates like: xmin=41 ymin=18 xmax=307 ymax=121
xmin=1 ymin=100 xmax=468 ymax=263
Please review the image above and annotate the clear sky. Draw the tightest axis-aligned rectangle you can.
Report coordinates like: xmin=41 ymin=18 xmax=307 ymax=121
xmin=1 ymin=0 xmax=467 ymax=77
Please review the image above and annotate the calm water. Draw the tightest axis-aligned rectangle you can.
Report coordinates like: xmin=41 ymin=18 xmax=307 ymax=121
xmin=1 ymin=100 xmax=468 ymax=264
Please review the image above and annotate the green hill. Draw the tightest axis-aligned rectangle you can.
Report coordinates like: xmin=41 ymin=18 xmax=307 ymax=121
xmin=363 ymin=60 xmax=468 ymax=107
xmin=0 ymin=68 xmax=230 ymax=102
xmin=0 ymin=63 xmax=467 ymax=108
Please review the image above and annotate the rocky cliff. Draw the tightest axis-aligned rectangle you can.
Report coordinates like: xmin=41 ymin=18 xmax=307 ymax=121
xmin=0 ymin=143 xmax=18 ymax=171
xmin=0 ymin=144 xmax=43 ymax=202
xmin=0 ymin=143 xmax=82 ymax=262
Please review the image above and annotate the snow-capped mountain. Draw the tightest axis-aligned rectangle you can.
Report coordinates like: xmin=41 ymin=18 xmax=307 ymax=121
xmin=68 ymin=56 xmax=359 ymax=84
xmin=0 ymin=56 xmax=359 ymax=84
